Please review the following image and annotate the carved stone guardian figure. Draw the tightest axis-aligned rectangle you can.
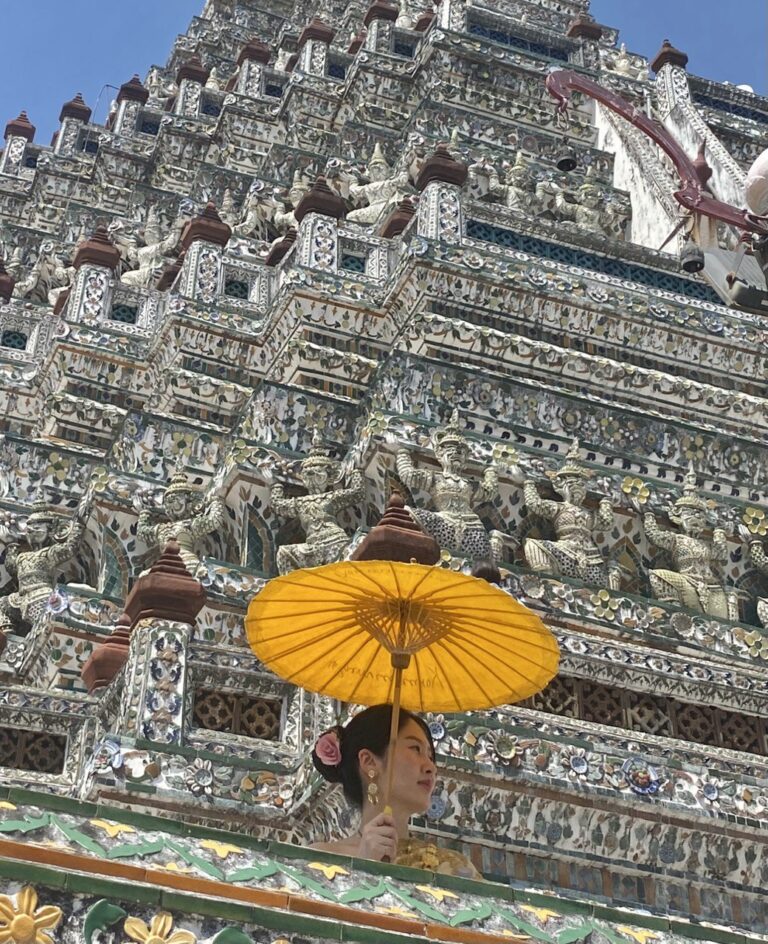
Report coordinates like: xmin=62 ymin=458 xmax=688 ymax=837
xmin=0 ymin=492 xmax=92 ymax=635
xmin=232 ymin=183 xmax=281 ymax=241
xmin=135 ymin=469 xmax=226 ymax=575
xmin=270 ymin=436 xmax=365 ymax=574
xmin=643 ymin=467 xmax=734 ymax=619
xmin=470 ymin=151 xmax=539 ymax=213
xmin=121 ymin=206 xmax=189 ymax=288
xmin=12 ymin=241 xmax=72 ymax=305
xmin=273 ymin=170 xmax=311 ymax=235
xmin=395 ymin=409 xmax=514 ymax=564
xmin=347 ymin=143 xmax=412 ymax=224
xmin=523 ymin=440 xmax=615 ymax=588
xmin=553 ymin=167 xmax=627 ymax=239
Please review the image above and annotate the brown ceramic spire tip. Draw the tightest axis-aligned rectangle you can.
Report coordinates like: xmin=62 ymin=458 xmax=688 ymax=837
xmin=377 ymin=491 xmax=422 ymax=532
xmin=177 ymin=55 xmax=211 ymax=84
xmin=294 ymin=176 xmax=347 ymax=223
xmin=238 ymin=38 xmax=271 ymax=66
xmin=415 ymin=143 xmax=468 ymax=191
xmin=265 ymin=227 xmax=297 ymax=266
xmin=150 ymin=539 xmax=190 ymax=577
xmin=651 ymin=38 xmax=688 ymax=73
xmin=379 ymin=197 xmax=417 ymax=238
xmin=364 ymin=0 xmax=399 ymax=26
xmin=122 ymin=534 xmax=206 ymax=628
xmin=350 ymin=489 xmax=440 ymax=564
xmin=201 ymin=201 xmax=223 ymax=222
xmin=118 ymin=75 xmax=150 ymax=104
xmin=298 ymin=17 xmax=336 ymax=47
xmin=73 ymin=225 xmax=121 ymax=270
xmin=5 ymin=110 xmax=36 ymax=142
xmin=59 ymin=93 xmax=92 ymax=123
xmin=180 ymin=201 xmax=232 ymax=249
xmin=157 ymin=251 xmax=184 ymax=290
xmin=566 ymin=13 xmax=603 ymax=41
xmin=348 ymin=27 xmax=368 ymax=52
xmin=80 ymin=610 xmax=133 ymax=693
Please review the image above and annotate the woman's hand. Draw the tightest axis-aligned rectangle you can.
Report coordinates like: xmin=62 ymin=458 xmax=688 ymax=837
xmin=357 ymin=813 xmax=398 ymax=862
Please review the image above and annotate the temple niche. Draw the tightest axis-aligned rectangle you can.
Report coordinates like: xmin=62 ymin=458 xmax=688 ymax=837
xmin=0 ymin=0 xmax=768 ymax=937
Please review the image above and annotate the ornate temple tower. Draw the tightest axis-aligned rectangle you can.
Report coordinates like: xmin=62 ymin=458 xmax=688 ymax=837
xmin=1 ymin=1 xmax=768 ymax=942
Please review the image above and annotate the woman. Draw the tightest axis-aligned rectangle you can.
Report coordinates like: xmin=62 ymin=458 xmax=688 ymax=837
xmin=311 ymin=704 xmax=481 ymax=878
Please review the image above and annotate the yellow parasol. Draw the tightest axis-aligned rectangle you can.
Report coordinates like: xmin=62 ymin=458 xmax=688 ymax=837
xmin=246 ymin=559 xmax=558 ymax=809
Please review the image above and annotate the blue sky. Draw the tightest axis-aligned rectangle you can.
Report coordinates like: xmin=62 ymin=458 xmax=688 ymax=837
xmin=0 ymin=1 xmax=765 ymax=142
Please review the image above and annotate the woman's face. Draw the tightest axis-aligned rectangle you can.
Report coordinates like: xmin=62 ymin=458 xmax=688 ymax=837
xmin=385 ymin=719 xmax=437 ymax=814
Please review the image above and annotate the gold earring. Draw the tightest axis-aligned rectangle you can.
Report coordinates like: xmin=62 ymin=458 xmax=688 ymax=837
xmin=366 ymin=769 xmax=379 ymax=806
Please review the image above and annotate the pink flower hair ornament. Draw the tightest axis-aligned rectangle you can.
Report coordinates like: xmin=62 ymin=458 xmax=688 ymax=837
xmin=315 ymin=729 xmax=342 ymax=767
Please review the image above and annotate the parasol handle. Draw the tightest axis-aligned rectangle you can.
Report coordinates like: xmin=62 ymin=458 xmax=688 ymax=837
xmin=381 ymin=651 xmax=409 ymax=864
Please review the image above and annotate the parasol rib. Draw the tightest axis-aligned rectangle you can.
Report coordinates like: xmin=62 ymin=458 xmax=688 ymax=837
xmin=318 ymin=635 xmax=383 ymax=705
xmin=416 ymin=642 xmax=466 ymax=712
xmin=449 ymin=618 xmax=559 ymax=674
xmin=430 ymin=636 xmax=497 ymax=707
xmin=345 ymin=560 xmax=410 ymax=599
xmin=272 ymin=621 xmax=374 ymax=683
xmin=254 ymin=613 xmax=363 ymax=651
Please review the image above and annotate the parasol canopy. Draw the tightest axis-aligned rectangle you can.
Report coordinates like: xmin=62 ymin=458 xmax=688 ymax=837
xmin=245 ymin=559 xmax=559 ymax=714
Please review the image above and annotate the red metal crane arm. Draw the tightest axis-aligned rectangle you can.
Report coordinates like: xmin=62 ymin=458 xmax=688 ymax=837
xmin=545 ymin=68 xmax=768 ymax=235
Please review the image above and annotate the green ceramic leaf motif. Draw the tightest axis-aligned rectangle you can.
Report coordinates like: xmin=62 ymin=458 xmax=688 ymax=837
xmin=83 ymin=899 xmax=127 ymax=944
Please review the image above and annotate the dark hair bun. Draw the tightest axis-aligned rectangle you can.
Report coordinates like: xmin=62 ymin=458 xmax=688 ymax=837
xmin=311 ymin=725 xmax=345 ymax=784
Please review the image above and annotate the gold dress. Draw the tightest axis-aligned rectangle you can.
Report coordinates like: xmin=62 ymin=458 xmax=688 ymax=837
xmin=395 ymin=838 xmax=483 ymax=879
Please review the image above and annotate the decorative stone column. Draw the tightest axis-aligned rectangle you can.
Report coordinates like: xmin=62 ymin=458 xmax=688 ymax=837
xmin=175 ymin=55 xmax=210 ymax=117
xmin=363 ymin=0 xmax=398 ymax=52
xmin=294 ymin=177 xmax=346 ymax=271
xmin=67 ymin=226 xmax=121 ymax=323
xmin=566 ymin=14 xmax=604 ymax=70
xmin=113 ymin=75 xmax=149 ymax=135
xmin=1 ymin=111 xmax=35 ymax=176
xmin=234 ymin=39 xmax=271 ymax=96
xmin=652 ymin=39 xmax=689 ymax=120
xmin=415 ymin=143 xmax=467 ymax=244
xmin=436 ymin=0 xmax=466 ymax=32
xmin=296 ymin=18 xmax=335 ymax=76
xmin=177 ymin=202 xmax=231 ymax=303
xmin=54 ymin=93 xmax=92 ymax=156
xmin=117 ymin=541 xmax=205 ymax=746
xmin=351 ymin=491 xmax=440 ymax=564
